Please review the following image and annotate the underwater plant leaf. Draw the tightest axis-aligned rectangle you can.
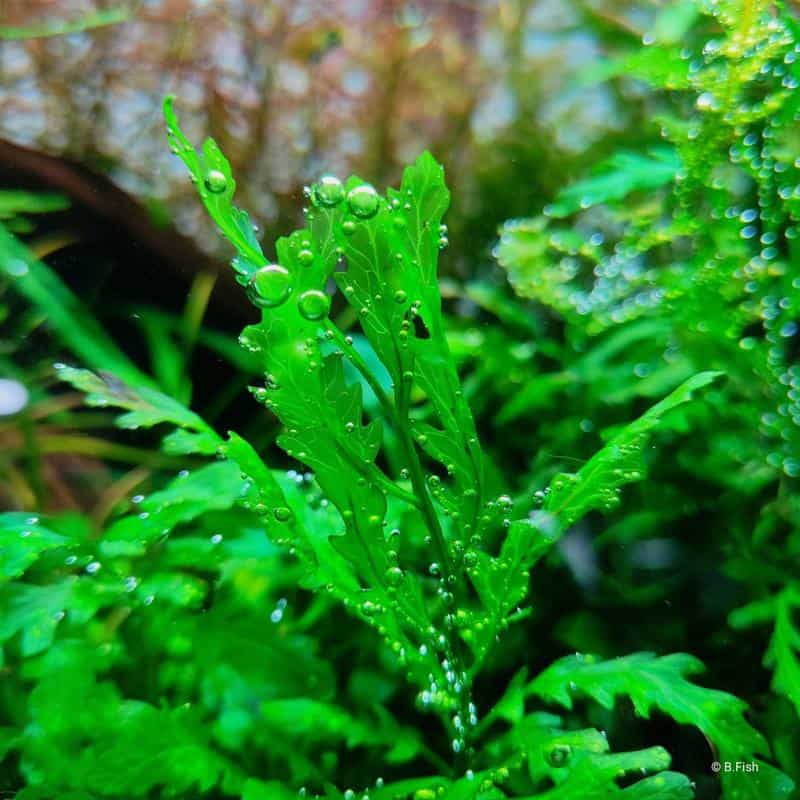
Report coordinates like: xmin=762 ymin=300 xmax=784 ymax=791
xmin=485 ymin=710 xmax=692 ymax=798
xmin=578 ymin=46 xmax=693 ymax=91
xmin=522 ymin=723 xmax=610 ymax=782
xmin=100 ymin=461 xmax=244 ymax=555
xmin=56 ymin=365 xmax=220 ymax=453
xmin=769 ymin=586 xmax=800 ymax=718
xmin=78 ymin=705 xmax=236 ymax=794
xmin=533 ymin=751 xmax=692 ymax=800
xmin=543 ymin=371 xmax=722 ymax=531
xmin=468 ymin=517 xmax=555 ymax=612
xmin=0 ymin=225 xmax=153 ymax=389
xmin=545 ymin=148 xmax=680 ymax=218
xmin=160 ymin=428 xmax=221 ymax=455
xmin=164 ymin=96 xmax=266 ymax=273
xmin=734 ymin=586 xmax=800 ymax=718
xmin=162 ymin=96 xmax=767 ymax=788
xmin=0 ymin=575 xmax=126 ymax=663
xmin=20 ymin=658 xmax=237 ymax=796
xmin=240 ymin=780 xmax=298 ymax=800
xmin=0 ymin=190 xmax=69 ymax=219
xmin=258 ymin=698 xmax=422 ymax=761
xmin=221 ymin=432 xmax=361 ymax=592
xmin=487 ymin=707 xmax=692 ymax=798
xmin=528 ymin=652 xmax=794 ymax=799
xmin=467 ymin=514 xmax=559 ymax=661
xmin=0 ymin=580 xmax=74 ymax=657
xmin=0 ymin=7 xmax=128 ymax=39
xmin=0 ymin=513 xmax=71 ymax=580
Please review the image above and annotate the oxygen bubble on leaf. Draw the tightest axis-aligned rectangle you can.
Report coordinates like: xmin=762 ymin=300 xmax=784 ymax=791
xmin=273 ymin=506 xmax=292 ymax=522
xmin=362 ymin=600 xmax=380 ymax=616
xmin=347 ymin=184 xmax=380 ymax=218
xmin=696 ymin=92 xmax=717 ymax=111
xmin=312 ymin=175 xmax=345 ymax=207
xmin=784 ymin=458 xmax=800 ymax=477
xmin=385 ymin=566 xmax=404 ymax=586
xmin=203 ymin=169 xmax=228 ymax=194
xmin=297 ymin=249 xmax=314 ymax=267
xmin=250 ymin=264 xmax=292 ymax=308
xmin=497 ymin=494 xmax=513 ymax=512
xmin=298 ymin=290 xmax=331 ymax=321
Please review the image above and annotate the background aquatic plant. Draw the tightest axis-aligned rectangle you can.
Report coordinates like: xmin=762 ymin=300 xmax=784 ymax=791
xmin=496 ymin=0 xmax=800 ymax=783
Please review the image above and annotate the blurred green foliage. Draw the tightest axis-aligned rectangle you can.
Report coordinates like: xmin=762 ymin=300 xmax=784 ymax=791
xmin=491 ymin=0 xmax=800 ymax=789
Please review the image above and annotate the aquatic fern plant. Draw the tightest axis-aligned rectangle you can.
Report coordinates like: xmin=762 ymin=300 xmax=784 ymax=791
xmin=0 ymin=86 xmax=794 ymax=797
xmin=155 ymin=96 xmax=791 ymax=797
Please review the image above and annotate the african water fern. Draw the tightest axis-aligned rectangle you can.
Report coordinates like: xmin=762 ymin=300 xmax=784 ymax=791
xmin=0 ymin=74 xmax=794 ymax=797
xmin=110 ymin=96 xmax=788 ymax=796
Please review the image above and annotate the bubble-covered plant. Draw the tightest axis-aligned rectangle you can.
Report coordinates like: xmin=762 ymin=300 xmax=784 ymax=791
xmin=125 ymin=96 xmax=791 ymax=797
xmin=1 ymin=80 xmax=795 ymax=796
xmin=496 ymin=0 xmax=800 ymax=769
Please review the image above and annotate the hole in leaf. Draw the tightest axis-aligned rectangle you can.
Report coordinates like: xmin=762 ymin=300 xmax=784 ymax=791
xmin=412 ymin=313 xmax=430 ymax=340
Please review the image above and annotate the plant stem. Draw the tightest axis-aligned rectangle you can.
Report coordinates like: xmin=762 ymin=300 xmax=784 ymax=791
xmin=335 ymin=438 xmax=420 ymax=509
xmin=395 ymin=370 xmax=452 ymax=577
